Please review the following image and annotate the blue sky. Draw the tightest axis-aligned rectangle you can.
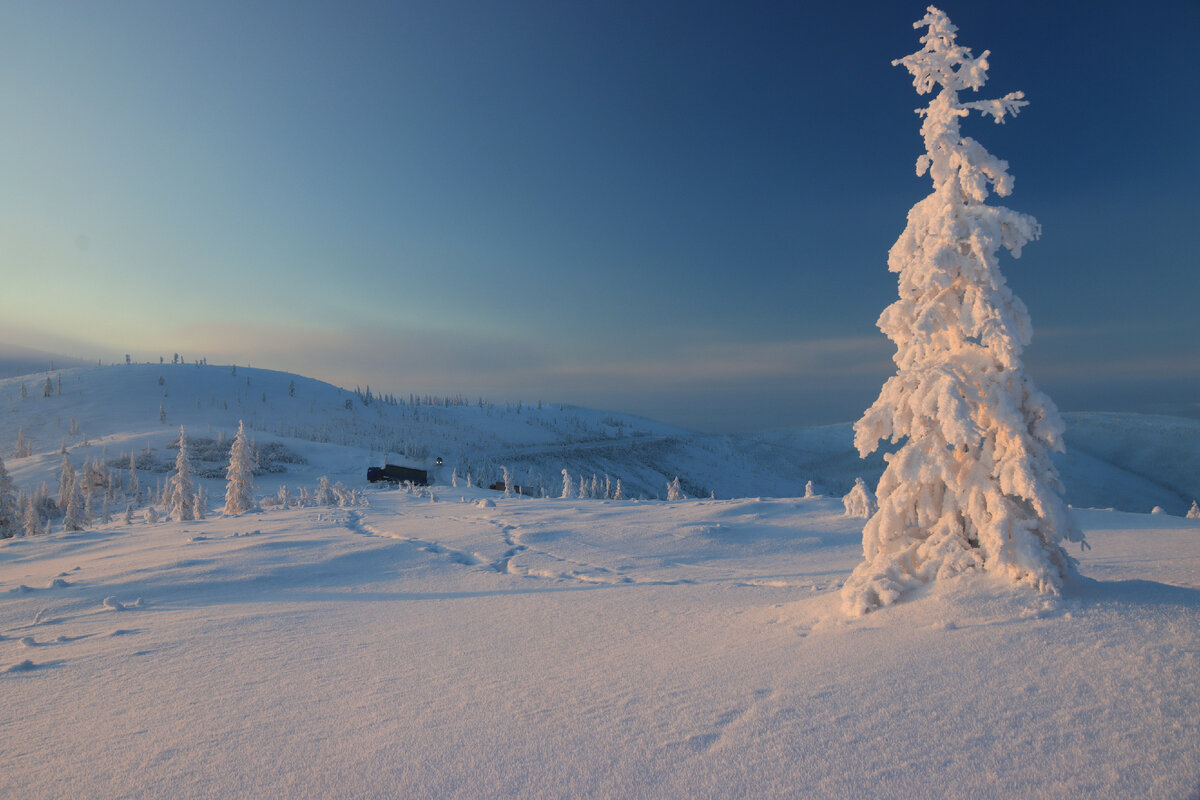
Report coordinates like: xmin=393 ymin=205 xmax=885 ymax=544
xmin=2 ymin=1 xmax=1197 ymax=432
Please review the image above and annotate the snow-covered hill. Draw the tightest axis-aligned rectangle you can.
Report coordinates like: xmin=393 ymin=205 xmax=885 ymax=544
xmin=2 ymin=363 xmax=1196 ymax=513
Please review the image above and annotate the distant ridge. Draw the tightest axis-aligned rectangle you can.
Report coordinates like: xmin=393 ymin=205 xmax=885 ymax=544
xmin=0 ymin=343 xmax=92 ymax=378
xmin=1 ymin=362 xmax=1196 ymax=514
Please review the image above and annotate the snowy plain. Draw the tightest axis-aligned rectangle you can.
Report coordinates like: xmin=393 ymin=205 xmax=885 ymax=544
xmin=2 ymin=364 xmax=1199 ymax=798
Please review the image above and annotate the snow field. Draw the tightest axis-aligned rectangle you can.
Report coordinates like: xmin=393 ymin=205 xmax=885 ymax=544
xmin=3 ymin=489 xmax=1197 ymax=799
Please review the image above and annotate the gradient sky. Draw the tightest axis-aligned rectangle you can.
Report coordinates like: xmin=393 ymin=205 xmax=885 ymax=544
xmin=2 ymin=0 xmax=1197 ymax=432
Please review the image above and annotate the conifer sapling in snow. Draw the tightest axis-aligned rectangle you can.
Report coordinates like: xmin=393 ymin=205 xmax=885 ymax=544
xmin=0 ymin=456 xmax=19 ymax=538
xmin=842 ymin=7 xmax=1084 ymax=616
xmin=843 ymin=478 xmax=878 ymax=519
xmin=223 ymin=421 xmax=256 ymax=515
xmin=167 ymin=426 xmax=196 ymax=521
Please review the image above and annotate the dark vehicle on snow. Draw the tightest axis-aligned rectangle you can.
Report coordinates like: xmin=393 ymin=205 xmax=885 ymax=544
xmin=367 ymin=464 xmax=429 ymax=485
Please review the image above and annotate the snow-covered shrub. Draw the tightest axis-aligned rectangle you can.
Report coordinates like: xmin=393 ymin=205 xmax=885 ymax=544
xmin=841 ymin=8 xmax=1083 ymax=617
xmin=842 ymin=478 xmax=877 ymax=519
xmin=667 ymin=477 xmax=684 ymax=502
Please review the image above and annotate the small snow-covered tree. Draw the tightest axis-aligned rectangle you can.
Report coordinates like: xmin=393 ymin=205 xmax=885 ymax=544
xmin=59 ymin=454 xmax=76 ymax=507
xmin=24 ymin=494 xmax=41 ymax=537
xmin=63 ymin=474 xmax=86 ymax=531
xmin=14 ymin=428 xmax=32 ymax=459
xmin=43 ymin=377 xmax=53 ymax=397
xmin=842 ymin=7 xmax=1083 ymax=616
xmin=127 ymin=452 xmax=140 ymax=502
xmin=561 ymin=469 xmax=573 ymax=499
xmin=613 ymin=479 xmax=624 ymax=501
xmin=843 ymin=478 xmax=878 ymax=519
xmin=0 ymin=456 xmax=19 ymax=538
xmin=1188 ymin=501 xmax=1200 ymax=520
xmin=193 ymin=487 xmax=207 ymax=520
xmin=166 ymin=426 xmax=196 ymax=521
xmin=223 ymin=421 xmax=256 ymax=515
xmin=667 ymin=476 xmax=684 ymax=502
xmin=803 ymin=480 xmax=816 ymax=499
xmin=316 ymin=476 xmax=335 ymax=506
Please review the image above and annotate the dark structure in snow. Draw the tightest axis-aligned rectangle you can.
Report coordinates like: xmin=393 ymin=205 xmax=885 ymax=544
xmin=367 ymin=465 xmax=429 ymax=485
xmin=488 ymin=481 xmax=532 ymax=496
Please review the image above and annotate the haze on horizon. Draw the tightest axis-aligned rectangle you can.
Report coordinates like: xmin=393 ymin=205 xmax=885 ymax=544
xmin=2 ymin=1 xmax=1197 ymax=433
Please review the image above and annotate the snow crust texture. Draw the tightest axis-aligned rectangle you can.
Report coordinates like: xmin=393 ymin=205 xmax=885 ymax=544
xmin=844 ymin=7 xmax=1083 ymax=616
xmin=3 ymin=490 xmax=1198 ymax=799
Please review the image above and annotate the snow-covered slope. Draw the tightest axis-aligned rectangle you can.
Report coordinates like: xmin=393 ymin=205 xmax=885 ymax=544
xmin=3 ymin=364 xmax=1195 ymax=513
xmin=3 ymin=489 xmax=1198 ymax=798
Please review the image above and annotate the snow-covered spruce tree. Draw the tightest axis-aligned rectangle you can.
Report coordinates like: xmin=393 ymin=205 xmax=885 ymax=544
xmin=316 ymin=476 xmax=335 ymax=506
xmin=166 ymin=426 xmax=196 ymax=521
xmin=63 ymin=473 xmax=86 ymax=532
xmin=24 ymin=494 xmax=41 ymax=537
xmin=0 ymin=456 xmax=19 ymax=538
xmin=842 ymin=7 xmax=1083 ymax=616
xmin=223 ymin=421 xmax=256 ymax=515
xmin=667 ymin=477 xmax=684 ymax=502
xmin=14 ymin=428 xmax=32 ymax=459
xmin=1188 ymin=501 xmax=1200 ymax=520
xmin=561 ymin=469 xmax=573 ymax=499
xmin=843 ymin=478 xmax=878 ymax=519
xmin=127 ymin=452 xmax=140 ymax=503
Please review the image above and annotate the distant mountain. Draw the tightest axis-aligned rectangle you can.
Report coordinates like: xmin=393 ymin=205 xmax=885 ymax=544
xmin=1 ymin=363 xmax=1195 ymax=514
xmin=0 ymin=343 xmax=91 ymax=378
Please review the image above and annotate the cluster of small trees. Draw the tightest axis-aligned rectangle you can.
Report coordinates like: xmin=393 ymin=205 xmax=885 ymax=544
xmin=559 ymin=469 xmax=624 ymax=501
xmin=0 ymin=418 xmax=363 ymax=539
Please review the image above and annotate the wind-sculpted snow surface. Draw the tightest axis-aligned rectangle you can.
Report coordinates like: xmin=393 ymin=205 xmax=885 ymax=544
xmin=844 ymin=7 xmax=1082 ymax=615
xmin=2 ymin=490 xmax=1199 ymax=798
